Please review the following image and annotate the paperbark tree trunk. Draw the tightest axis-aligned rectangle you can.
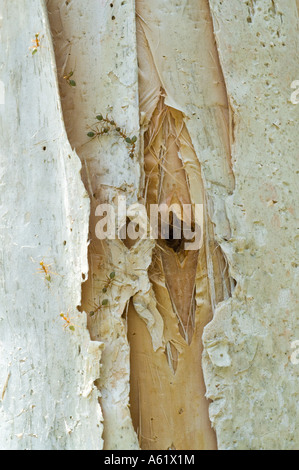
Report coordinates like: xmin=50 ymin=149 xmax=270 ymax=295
xmin=0 ymin=0 xmax=298 ymax=451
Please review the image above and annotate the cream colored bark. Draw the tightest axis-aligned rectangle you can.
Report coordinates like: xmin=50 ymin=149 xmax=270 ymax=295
xmin=0 ymin=0 xmax=298 ymax=451
xmin=0 ymin=0 xmax=103 ymax=450
xmin=202 ymin=0 xmax=299 ymax=450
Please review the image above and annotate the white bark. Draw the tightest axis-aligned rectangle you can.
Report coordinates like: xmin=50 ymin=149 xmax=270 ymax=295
xmin=202 ymin=0 xmax=299 ymax=450
xmin=0 ymin=0 xmax=298 ymax=451
xmin=47 ymin=0 xmax=143 ymax=450
xmin=0 ymin=0 xmax=103 ymax=450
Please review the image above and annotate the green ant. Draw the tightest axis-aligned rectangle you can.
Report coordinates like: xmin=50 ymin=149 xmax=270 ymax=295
xmin=60 ymin=311 xmax=77 ymax=331
xmin=30 ymin=33 xmax=41 ymax=55
xmin=32 ymin=258 xmax=58 ymax=284
xmin=63 ymin=70 xmax=76 ymax=87
xmin=100 ymin=271 xmax=117 ymax=293
xmin=87 ymin=114 xmax=137 ymax=159
xmin=89 ymin=298 xmax=111 ymax=317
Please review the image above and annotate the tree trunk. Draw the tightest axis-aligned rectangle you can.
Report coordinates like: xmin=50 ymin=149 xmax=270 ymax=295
xmin=0 ymin=0 xmax=298 ymax=451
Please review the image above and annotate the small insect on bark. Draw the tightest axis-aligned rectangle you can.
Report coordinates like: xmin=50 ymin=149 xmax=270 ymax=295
xmin=89 ymin=298 xmax=115 ymax=317
xmin=30 ymin=33 xmax=41 ymax=55
xmin=38 ymin=260 xmax=54 ymax=282
xmin=32 ymin=257 xmax=58 ymax=283
xmin=60 ymin=311 xmax=77 ymax=332
xmin=100 ymin=271 xmax=117 ymax=293
xmin=63 ymin=70 xmax=76 ymax=87
xmin=86 ymin=114 xmax=138 ymax=158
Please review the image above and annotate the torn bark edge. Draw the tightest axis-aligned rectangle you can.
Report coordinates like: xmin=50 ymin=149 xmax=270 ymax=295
xmin=81 ymin=340 xmax=105 ymax=400
xmin=42 ymin=0 xmax=106 ymax=443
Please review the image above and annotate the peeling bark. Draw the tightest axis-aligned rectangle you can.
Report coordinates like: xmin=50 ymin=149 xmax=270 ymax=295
xmin=0 ymin=0 xmax=103 ymax=450
xmin=0 ymin=0 xmax=298 ymax=451
xmin=127 ymin=0 xmax=235 ymax=450
xmin=203 ymin=0 xmax=299 ymax=450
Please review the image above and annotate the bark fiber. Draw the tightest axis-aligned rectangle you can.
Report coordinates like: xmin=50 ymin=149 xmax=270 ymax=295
xmin=0 ymin=0 xmax=298 ymax=451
